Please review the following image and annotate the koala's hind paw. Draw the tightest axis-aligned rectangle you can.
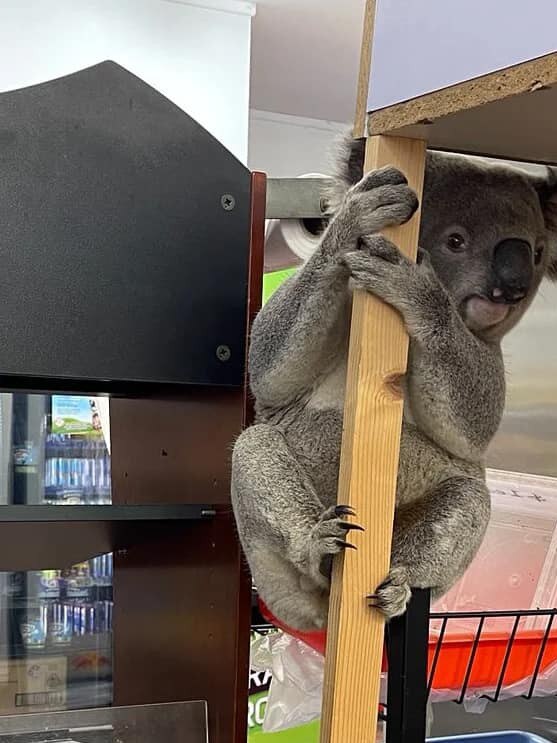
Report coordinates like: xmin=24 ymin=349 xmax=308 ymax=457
xmin=368 ymin=566 xmax=412 ymax=620
xmin=306 ymin=505 xmax=364 ymax=587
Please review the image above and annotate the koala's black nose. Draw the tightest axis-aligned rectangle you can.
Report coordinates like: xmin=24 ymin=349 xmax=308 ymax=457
xmin=492 ymin=238 xmax=533 ymax=303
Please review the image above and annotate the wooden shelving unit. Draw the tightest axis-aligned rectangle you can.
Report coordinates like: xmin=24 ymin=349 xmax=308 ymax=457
xmin=0 ymin=60 xmax=265 ymax=743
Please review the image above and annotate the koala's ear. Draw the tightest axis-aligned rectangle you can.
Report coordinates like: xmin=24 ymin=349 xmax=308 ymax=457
xmin=322 ymin=127 xmax=365 ymax=214
xmin=535 ymin=166 xmax=557 ymax=280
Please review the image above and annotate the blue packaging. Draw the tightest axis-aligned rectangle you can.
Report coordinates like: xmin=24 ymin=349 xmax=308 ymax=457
xmin=20 ymin=604 xmax=48 ymax=649
xmin=432 ymin=732 xmax=551 ymax=743
xmin=49 ymin=603 xmax=72 ymax=646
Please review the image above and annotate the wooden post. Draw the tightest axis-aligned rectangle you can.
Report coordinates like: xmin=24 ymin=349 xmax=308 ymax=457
xmin=353 ymin=0 xmax=377 ymax=139
xmin=319 ymin=135 xmax=426 ymax=743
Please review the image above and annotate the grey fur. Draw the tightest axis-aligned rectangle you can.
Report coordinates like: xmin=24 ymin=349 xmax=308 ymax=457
xmin=232 ymin=129 xmax=557 ymax=630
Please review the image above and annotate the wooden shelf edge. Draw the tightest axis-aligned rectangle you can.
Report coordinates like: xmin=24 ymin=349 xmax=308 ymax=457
xmin=0 ymin=504 xmax=215 ymax=523
xmin=368 ymin=51 xmax=557 ymax=134
xmin=367 ymin=52 xmax=557 ymax=164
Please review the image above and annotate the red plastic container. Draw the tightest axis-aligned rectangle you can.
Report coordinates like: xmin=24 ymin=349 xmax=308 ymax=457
xmin=259 ymin=599 xmax=557 ymax=692
xmin=427 ymin=629 xmax=557 ymax=691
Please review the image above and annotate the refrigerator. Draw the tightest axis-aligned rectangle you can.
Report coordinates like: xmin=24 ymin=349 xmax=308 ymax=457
xmin=0 ymin=393 xmax=113 ymax=714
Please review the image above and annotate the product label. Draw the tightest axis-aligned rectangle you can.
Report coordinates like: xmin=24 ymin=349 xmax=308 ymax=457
xmin=65 ymin=576 xmax=92 ymax=599
xmin=20 ymin=620 xmax=47 ymax=649
xmin=38 ymin=572 xmax=60 ymax=600
xmin=51 ymin=396 xmax=102 ymax=435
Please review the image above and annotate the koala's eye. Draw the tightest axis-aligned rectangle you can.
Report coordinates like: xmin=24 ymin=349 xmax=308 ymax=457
xmin=446 ymin=233 xmax=466 ymax=252
xmin=534 ymin=244 xmax=545 ymax=265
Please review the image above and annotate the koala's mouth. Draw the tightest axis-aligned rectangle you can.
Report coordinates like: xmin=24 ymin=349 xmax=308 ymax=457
xmin=464 ymin=295 xmax=512 ymax=329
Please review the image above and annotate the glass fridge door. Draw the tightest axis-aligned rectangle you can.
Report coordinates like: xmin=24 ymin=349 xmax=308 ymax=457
xmin=2 ymin=393 xmax=111 ymax=507
xmin=0 ymin=554 xmax=113 ymax=714
xmin=0 ymin=393 xmax=114 ymax=714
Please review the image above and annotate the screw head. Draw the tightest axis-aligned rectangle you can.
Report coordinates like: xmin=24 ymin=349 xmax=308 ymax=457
xmin=216 ymin=344 xmax=231 ymax=362
xmin=221 ymin=194 xmax=235 ymax=211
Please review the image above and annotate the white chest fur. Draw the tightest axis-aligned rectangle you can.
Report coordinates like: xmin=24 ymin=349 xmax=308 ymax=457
xmin=308 ymin=360 xmax=347 ymax=411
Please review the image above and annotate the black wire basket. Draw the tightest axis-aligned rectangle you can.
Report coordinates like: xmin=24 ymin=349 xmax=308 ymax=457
xmin=251 ymin=592 xmax=557 ymax=743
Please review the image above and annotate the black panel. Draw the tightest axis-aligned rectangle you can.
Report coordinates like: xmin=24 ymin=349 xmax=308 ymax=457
xmin=0 ymin=61 xmax=251 ymax=387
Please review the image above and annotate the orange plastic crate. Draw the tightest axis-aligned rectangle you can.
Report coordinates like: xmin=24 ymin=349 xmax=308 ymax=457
xmin=428 ymin=629 xmax=557 ymax=691
xmin=258 ymin=599 xmax=557 ymax=693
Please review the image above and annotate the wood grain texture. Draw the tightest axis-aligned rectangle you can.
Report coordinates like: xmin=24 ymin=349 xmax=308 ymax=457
xmin=353 ymin=0 xmax=377 ymax=138
xmin=320 ymin=135 xmax=426 ymax=743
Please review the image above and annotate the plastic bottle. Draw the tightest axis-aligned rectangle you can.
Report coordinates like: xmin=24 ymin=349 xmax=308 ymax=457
xmin=48 ymin=602 xmax=72 ymax=646
xmin=20 ymin=603 xmax=48 ymax=650
xmin=37 ymin=570 xmax=61 ymax=600
xmin=65 ymin=562 xmax=93 ymax=601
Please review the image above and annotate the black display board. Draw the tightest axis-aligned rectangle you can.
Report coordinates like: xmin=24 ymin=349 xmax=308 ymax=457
xmin=0 ymin=61 xmax=251 ymax=388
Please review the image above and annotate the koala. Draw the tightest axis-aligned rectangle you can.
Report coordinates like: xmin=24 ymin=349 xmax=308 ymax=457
xmin=231 ymin=131 xmax=557 ymax=631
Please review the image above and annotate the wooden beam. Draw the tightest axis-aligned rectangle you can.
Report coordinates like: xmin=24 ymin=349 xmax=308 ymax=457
xmin=353 ymin=0 xmax=377 ymax=139
xmin=320 ymin=134 xmax=426 ymax=743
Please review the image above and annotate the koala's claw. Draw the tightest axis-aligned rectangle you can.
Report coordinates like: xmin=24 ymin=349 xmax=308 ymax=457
xmin=334 ymin=504 xmax=356 ymax=518
xmin=335 ymin=539 xmax=357 ymax=550
xmin=338 ymin=521 xmax=365 ymax=533
xmin=306 ymin=505 xmax=364 ymax=586
xmin=325 ymin=505 xmax=364 ymax=534
xmin=368 ymin=566 xmax=412 ymax=620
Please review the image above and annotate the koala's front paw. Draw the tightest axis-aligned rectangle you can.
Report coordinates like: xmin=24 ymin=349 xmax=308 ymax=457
xmin=343 ymin=235 xmax=431 ymax=314
xmin=305 ymin=505 xmax=364 ymax=589
xmin=343 ymin=167 xmax=419 ymax=238
xmin=368 ymin=566 xmax=412 ymax=620
xmin=343 ymin=234 xmax=413 ymax=299
xmin=324 ymin=167 xmax=418 ymax=261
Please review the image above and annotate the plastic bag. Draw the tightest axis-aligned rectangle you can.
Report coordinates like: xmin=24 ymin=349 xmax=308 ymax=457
xmin=250 ymin=630 xmax=388 ymax=737
xmin=250 ymin=630 xmax=324 ymax=732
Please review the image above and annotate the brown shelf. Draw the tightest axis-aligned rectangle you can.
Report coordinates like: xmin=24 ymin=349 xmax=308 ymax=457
xmin=0 ymin=505 xmax=214 ymax=570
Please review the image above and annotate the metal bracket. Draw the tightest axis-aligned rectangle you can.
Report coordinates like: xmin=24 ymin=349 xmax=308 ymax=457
xmin=386 ymin=589 xmax=430 ymax=743
xmin=265 ymin=177 xmax=332 ymax=219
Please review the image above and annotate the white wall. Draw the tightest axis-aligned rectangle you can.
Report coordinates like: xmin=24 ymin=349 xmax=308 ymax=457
xmin=0 ymin=0 xmax=253 ymax=162
xmin=248 ymin=109 xmax=345 ymax=177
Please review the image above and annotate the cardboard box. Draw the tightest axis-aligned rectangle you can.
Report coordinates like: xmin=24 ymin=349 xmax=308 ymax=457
xmin=0 ymin=656 xmax=67 ymax=714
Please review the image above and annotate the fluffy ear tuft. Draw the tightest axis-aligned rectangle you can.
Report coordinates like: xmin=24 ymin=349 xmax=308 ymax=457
xmin=537 ymin=166 xmax=557 ymax=228
xmin=534 ymin=166 xmax=557 ymax=280
xmin=321 ymin=127 xmax=365 ymax=214
xmin=547 ymin=249 xmax=557 ymax=280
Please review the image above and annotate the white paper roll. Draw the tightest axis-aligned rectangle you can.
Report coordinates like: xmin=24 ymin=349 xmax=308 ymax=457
xmin=264 ymin=173 xmax=328 ymax=271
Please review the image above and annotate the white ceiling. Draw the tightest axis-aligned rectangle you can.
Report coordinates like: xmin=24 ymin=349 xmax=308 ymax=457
xmin=250 ymin=0 xmax=366 ymax=122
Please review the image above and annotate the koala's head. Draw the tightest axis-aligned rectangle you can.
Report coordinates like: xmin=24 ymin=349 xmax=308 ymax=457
xmin=421 ymin=152 xmax=557 ymax=340
xmin=325 ymin=132 xmax=557 ymax=342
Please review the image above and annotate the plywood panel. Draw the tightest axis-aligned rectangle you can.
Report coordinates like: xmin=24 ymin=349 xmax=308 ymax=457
xmin=368 ymin=53 xmax=557 ymax=164
xmin=369 ymin=0 xmax=557 ymax=111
